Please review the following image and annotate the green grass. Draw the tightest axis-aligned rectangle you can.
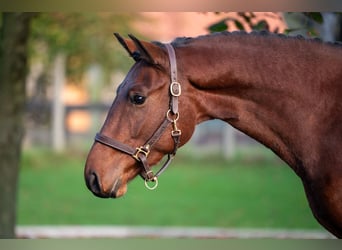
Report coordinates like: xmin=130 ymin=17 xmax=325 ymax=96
xmin=17 ymin=147 xmax=322 ymax=230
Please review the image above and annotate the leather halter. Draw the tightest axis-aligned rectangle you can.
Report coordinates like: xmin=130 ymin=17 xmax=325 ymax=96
xmin=94 ymin=43 xmax=181 ymax=189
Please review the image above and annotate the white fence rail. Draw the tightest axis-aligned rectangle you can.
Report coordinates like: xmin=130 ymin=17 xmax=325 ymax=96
xmin=16 ymin=226 xmax=335 ymax=239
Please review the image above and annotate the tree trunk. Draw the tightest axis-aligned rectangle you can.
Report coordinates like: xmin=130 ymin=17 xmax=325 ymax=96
xmin=0 ymin=13 xmax=36 ymax=238
xmin=51 ymin=53 xmax=66 ymax=152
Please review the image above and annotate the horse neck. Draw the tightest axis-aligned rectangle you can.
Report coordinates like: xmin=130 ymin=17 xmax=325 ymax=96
xmin=177 ymin=34 xmax=341 ymax=175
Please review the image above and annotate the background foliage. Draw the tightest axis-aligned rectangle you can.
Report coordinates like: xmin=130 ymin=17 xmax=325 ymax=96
xmin=207 ymin=12 xmax=342 ymax=41
xmin=29 ymin=13 xmax=140 ymax=82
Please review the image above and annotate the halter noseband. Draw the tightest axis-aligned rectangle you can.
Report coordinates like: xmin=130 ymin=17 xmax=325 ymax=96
xmin=94 ymin=43 xmax=181 ymax=190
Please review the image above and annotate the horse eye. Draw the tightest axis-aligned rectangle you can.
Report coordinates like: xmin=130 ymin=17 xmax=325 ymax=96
xmin=130 ymin=94 xmax=146 ymax=105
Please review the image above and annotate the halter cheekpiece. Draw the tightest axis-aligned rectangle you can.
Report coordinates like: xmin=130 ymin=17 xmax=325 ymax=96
xmin=94 ymin=43 xmax=181 ymax=190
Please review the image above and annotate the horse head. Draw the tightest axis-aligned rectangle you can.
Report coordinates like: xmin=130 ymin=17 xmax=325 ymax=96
xmin=84 ymin=34 xmax=196 ymax=198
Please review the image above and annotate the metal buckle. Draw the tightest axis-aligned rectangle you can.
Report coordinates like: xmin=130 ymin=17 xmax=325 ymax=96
xmin=132 ymin=145 xmax=150 ymax=161
xmin=170 ymin=82 xmax=181 ymax=97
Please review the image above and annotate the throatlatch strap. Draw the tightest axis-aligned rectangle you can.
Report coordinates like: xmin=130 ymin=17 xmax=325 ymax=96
xmin=165 ymin=43 xmax=177 ymax=82
xmin=165 ymin=43 xmax=180 ymax=115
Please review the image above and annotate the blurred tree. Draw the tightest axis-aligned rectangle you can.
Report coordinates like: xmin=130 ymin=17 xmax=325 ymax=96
xmin=0 ymin=12 xmax=139 ymax=238
xmin=0 ymin=12 xmax=36 ymax=238
xmin=29 ymin=13 xmax=138 ymax=83
xmin=27 ymin=14 xmax=140 ymax=148
xmin=207 ymin=12 xmax=283 ymax=33
xmin=284 ymin=12 xmax=342 ymax=41
xmin=207 ymin=12 xmax=342 ymax=42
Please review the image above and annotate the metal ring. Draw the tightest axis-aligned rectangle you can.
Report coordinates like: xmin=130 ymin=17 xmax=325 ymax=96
xmin=144 ymin=177 xmax=158 ymax=190
xmin=166 ymin=109 xmax=179 ymax=122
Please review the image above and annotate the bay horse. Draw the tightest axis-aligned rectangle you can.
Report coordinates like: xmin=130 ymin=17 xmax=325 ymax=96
xmin=85 ymin=31 xmax=342 ymax=238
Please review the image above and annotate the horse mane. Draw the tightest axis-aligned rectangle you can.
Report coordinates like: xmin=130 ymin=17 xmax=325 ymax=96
xmin=163 ymin=30 xmax=342 ymax=48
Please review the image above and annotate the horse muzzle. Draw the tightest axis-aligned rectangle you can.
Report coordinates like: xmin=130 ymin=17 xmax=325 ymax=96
xmin=85 ymin=168 xmax=127 ymax=199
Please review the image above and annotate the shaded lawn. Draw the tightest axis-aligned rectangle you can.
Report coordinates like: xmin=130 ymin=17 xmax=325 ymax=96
xmin=17 ymin=148 xmax=322 ymax=230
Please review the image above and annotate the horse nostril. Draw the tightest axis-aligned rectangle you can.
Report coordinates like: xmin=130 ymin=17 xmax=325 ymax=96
xmin=87 ymin=172 xmax=102 ymax=195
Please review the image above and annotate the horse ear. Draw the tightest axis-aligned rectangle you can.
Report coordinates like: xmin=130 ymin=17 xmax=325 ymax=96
xmin=113 ymin=33 xmax=135 ymax=58
xmin=127 ymin=34 xmax=157 ymax=64
xmin=114 ymin=33 xmax=163 ymax=64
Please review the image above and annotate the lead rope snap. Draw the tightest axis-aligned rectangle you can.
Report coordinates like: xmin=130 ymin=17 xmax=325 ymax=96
xmin=144 ymin=177 xmax=158 ymax=190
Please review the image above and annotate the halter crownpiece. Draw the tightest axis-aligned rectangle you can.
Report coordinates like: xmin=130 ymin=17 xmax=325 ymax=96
xmin=94 ymin=43 xmax=181 ymax=190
